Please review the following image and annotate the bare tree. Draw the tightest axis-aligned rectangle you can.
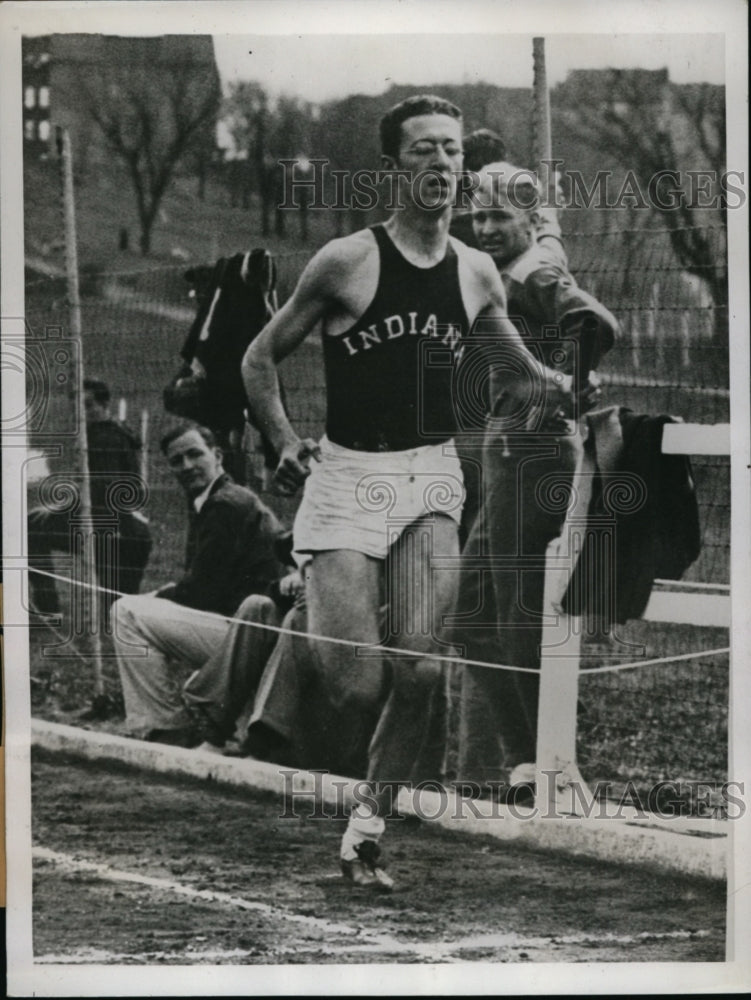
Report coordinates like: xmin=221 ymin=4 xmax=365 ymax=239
xmin=221 ymin=84 xmax=316 ymax=236
xmin=221 ymin=82 xmax=279 ymax=233
xmin=568 ymin=73 xmax=727 ymax=337
xmin=80 ymin=57 xmax=221 ymax=254
xmin=221 ymin=81 xmax=266 ymax=209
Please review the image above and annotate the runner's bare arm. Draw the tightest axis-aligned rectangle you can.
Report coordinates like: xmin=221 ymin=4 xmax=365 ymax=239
xmin=242 ymin=247 xmax=342 ymax=492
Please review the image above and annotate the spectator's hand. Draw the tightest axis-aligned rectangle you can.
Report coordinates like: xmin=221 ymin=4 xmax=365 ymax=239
xmin=278 ymin=570 xmax=304 ymax=601
xmin=539 ymin=369 xmax=575 ymax=433
xmin=499 ymin=366 xmax=572 ymax=433
xmin=274 ymin=437 xmax=321 ymax=495
xmin=574 ymin=372 xmax=602 ymax=417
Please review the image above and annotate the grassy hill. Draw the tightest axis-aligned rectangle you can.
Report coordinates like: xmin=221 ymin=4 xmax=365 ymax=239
xmin=23 ymin=153 xmax=337 ymax=288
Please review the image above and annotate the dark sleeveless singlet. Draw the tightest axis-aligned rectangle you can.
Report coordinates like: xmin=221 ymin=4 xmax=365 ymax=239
xmin=322 ymin=224 xmax=470 ymax=452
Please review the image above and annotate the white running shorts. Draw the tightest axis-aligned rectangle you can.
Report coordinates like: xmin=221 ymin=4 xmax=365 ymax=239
xmin=293 ymin=436 xmax=465 ymax=561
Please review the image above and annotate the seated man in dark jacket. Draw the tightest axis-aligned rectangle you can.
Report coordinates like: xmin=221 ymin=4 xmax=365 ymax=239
xmin=111 ymin=422 xmax=284 ymax=745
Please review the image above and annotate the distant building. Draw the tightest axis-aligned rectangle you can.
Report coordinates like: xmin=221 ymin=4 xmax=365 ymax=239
xmin=22 ymin=36 xmax=51 ymax=151
xmin=22 ymin=34 xmax=220 ymax=170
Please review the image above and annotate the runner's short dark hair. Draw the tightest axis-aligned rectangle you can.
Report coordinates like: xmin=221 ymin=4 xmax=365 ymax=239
xmin=380 ymin=94 xmax=462 ymax=159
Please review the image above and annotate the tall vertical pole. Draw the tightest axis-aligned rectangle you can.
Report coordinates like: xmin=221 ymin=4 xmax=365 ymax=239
xmin=531 ymin=38 xmax=586 ymax=814
xmin=532 ymin=37 xmax=560 ymax=217
xmin=140 ymin=408 xmax=150 ymax=488
xmin=57 ymin=126 xmax=104 ymax=696
xmin=532 ymin=37 xmax=553 ymax=165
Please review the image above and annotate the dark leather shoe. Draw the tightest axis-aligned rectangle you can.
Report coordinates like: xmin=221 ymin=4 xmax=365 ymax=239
xmin=340 ymin=840 xmax=394 ymax=891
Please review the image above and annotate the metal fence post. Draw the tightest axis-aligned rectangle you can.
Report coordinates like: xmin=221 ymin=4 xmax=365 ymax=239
xmin=56 ymin=125 xmax=105 ymax=696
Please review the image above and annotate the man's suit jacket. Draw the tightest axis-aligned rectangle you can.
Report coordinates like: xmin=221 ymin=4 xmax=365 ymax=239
xmin=166 ymin=473 xmax=284 ymax=616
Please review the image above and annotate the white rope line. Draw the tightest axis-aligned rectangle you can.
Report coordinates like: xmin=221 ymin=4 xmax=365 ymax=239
xmin=652 ymin=579 xmax=730 ymax=592
xmin=29 ymin=567 xmax=729 ymax=675
xmin=28 ymin=567 xmax=538 ymax=675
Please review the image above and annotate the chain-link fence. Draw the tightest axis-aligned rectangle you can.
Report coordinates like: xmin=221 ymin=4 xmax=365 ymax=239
xmin=25 ymin=225 xmax=730 ymax=793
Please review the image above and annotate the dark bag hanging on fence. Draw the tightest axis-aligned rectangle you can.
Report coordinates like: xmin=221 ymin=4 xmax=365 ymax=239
xmin=163 ymin=249 xmax=278 ymax=432
xmin=163 ymin=364 xmax=209 ymax=422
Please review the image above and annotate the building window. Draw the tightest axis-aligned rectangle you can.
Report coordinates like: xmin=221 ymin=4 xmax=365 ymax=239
xmin=39 ymin=86 xmax=50 ymax=109
xmin=24 ymin=119 xmax=36 ymax=141
xmin=38 ymin=119 xmax=50 ymax=142
xmin=24 ymin=86 xmax=36 ymax=109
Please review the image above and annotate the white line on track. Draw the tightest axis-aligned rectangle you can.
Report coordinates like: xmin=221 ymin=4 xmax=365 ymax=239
xmin=33 ymin=847 xmax=379 ymax=942
xmin=34 ymin=847 xmax=714 ymax=964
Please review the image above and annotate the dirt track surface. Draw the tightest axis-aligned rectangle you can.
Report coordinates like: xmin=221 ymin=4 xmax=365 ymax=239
xmin=32 ymin=749 xmax=726 ymax=965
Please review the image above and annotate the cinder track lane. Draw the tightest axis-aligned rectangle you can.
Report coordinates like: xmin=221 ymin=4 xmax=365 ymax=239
xmin=32 ymin=750 xmax=726 ymax=964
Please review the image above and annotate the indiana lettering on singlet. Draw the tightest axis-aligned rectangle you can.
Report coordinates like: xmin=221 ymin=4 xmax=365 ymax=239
xmin=323 ymin=224 xmax=470 ymax=452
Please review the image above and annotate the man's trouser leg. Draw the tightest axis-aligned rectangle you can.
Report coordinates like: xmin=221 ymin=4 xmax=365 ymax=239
xmin=183 ymin=595 xmax=281 ymax=744
xmin=455 ymin=431 xmax=484 ymax=547
xmin=454 ymin=510 xmax=508 ymax=786
xmin=456 ymin=423 xmax=580 ymax=783
xmin=485 ymin=427 xmax=580 ymax=769
xmin=244 ymin=604 xmax=344 ymax=767
xmin=114 ymin=514 xmax=153 ymax=597
xmin=248 ymin=604 xmax=384 ymax=777
xmin=95 ymin=515 xmax=153 ymax=629
xmin=246 ymin=604 xmax=305 ymax=745
xmin=27 ymin=508 xmax=68 ymax=614
xmin=29 ymin=507 xmax=152 ymax=621
xmin=112 ymin=594 xmax=229 ymax=735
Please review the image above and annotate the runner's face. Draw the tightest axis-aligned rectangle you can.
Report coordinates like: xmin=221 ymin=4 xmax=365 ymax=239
xmin=472 ymin=197 xmax=534 ymax=267
xmin=394 ymin=114 xmax=463 ymax=210
xmin=165 ymin=429 xmax=223 ymax=498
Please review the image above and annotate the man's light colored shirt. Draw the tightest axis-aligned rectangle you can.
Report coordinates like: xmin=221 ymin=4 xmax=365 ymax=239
xmin=193 ymin=474 xmax=223 ymax=514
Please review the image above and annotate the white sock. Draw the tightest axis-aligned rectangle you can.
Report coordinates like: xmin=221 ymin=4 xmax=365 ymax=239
xmin=340 ymin=805 xmax=385 ymax=861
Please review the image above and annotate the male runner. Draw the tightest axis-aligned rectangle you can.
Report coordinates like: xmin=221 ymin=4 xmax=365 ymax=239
xmin=242 ymin=96 xmax=570 ymax=890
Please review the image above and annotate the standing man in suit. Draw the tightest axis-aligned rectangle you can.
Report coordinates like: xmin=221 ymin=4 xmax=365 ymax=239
xmin=454 ymin=163 xmax=618 ymax=794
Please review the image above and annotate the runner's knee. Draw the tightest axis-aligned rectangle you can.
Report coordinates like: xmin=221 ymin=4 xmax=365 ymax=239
xmin=234 ymin=593 xmax=276 ymax=621
xmin=111 ymin=593 xmax=149 ymax=637
xmin=111 ymin=594 xmax=134 ymax=622
xmin=323 ymin=662 xmax=387 ymax=713
xmin=392 ymin=657 xmax=443 ymax=692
